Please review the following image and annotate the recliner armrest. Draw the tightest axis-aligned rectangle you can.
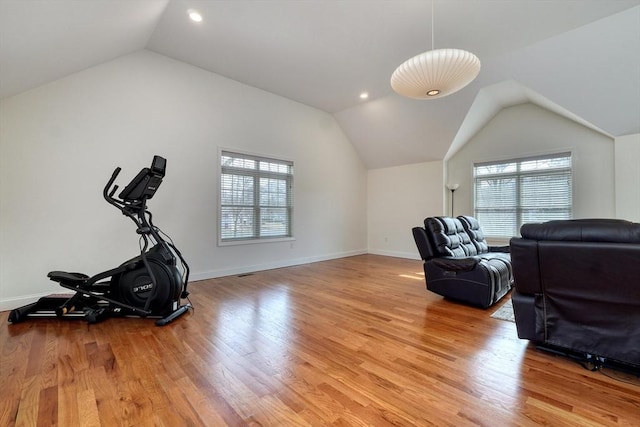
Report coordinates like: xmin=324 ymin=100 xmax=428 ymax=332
xmin=432 ymin=257 xmax=479 ymax=272
xmin=489 ymin=245 xmax=510 ymax=253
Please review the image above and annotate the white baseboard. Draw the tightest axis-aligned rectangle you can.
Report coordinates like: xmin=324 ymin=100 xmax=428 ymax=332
xmin=367 ymin=249 xmax=421 ymax=260
xmin=0 ymin=292 xmax=53 ymax=312
xmin=189 ymin=249 xmax=368 ymax=282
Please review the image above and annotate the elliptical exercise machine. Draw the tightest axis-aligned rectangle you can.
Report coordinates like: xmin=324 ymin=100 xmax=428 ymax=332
xmin=9 ymin=156 xmax=192 ymax=326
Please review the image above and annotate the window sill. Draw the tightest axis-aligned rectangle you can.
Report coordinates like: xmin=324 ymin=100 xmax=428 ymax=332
xmin=218 ymin=236 xmax=295 ymax=247
xmin=486 ymin=237 xmax=512 ymax=246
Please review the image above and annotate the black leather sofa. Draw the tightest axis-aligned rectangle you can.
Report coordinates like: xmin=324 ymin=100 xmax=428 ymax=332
xmin=510 ymin=219 xmax=640 ymax=370
xmin=412 ymin=216 xmax=512 ymax=308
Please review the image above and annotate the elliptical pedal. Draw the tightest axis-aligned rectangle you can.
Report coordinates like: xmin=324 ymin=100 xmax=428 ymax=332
xmin=155 ymin=303 xmax=192 ymax=326
xmin=85 ymin=307 xmax=110 ymax=324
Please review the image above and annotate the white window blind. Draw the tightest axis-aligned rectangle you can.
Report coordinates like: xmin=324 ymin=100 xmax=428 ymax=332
xmin=473 ymin=153 xmax=572 ymax=238
xmin=220 ymin=151 xmax=293 ymax=242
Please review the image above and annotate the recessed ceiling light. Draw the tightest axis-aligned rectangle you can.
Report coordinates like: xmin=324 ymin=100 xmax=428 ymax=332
xmin=359 ymin=92 xmax=369 ymax=100
xmin=188 ymin=10 xmax=203 ymax=22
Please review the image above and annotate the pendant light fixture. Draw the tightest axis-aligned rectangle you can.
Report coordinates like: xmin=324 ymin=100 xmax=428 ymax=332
xmin=391 ymin=1 xmax=480 ymax=99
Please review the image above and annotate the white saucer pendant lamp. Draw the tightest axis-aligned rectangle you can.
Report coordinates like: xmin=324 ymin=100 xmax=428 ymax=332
xmin=391 ymin=48 xmax=480 ymax=99
xmin=391 ymin=1 xmax=480 ymax=100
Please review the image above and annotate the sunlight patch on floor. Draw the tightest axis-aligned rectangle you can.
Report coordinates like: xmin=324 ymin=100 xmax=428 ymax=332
xmin=399 ymin=271 xmax=424 ymax=280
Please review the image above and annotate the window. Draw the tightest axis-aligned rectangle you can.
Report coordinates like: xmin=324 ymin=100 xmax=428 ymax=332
xmin=473 ymin=152 xmax=572 ymax=238
xmin=220 ymin=151 xmax=293 ymax=243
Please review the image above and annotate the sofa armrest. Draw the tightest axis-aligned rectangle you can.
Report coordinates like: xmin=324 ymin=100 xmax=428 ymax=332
xmin=489 ymin=245 xmax=510 ymax=253
xmin=432 ymin=257 xmax=479 ymax=272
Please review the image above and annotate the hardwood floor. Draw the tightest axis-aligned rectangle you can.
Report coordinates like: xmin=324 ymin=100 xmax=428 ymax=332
xmin=2 ymin=255 xmax=639 ymax=426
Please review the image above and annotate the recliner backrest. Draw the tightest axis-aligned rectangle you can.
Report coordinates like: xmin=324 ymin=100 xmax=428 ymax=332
xmin=424 ymin=217 xmax=478 ymax=258
xmin=458 ymin=215 xmax=489 ymax=254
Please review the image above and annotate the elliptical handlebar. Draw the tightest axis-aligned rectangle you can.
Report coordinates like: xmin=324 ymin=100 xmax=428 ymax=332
xmin=104 ymin=166 xmax=123 ymax=208
xmin=102 ymin=155 xmax=165 ymax=213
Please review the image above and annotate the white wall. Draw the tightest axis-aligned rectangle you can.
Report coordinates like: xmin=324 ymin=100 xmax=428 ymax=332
xmin=446 ymin=103 xmax=615 ymax=231
xmin=367 ymin=161 xmax=444 ymax=259
xmin=615 ymin=133 xmax=640 ymax=221
xmin=0 ymin=50 xmax=367 ymax=310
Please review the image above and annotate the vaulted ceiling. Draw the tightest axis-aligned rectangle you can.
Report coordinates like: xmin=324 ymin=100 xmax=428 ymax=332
xmin=1 ymin=0 xmax=639 ymax=169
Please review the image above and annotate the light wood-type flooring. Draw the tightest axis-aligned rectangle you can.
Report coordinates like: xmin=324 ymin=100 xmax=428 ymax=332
xmin=2 ymin=255 xmax=639 ymax=426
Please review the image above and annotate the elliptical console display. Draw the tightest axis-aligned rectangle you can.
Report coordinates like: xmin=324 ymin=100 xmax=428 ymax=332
xmin=8 ymin=156 xmax=192 ymax=326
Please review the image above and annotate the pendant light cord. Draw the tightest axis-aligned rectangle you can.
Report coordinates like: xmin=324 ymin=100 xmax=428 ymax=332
xmin=431 ymin=0 xmax=435 ymax=50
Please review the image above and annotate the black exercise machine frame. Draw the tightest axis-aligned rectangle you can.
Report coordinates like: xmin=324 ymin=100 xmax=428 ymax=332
xmin=9 ymin=155 xmax=192 ymax=326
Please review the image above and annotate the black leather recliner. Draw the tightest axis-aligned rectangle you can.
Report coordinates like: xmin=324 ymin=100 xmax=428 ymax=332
xmin=412 ymin=216 xmax=512 ymax=308
xmin=510 ymin=218 xmax=640 ymax=369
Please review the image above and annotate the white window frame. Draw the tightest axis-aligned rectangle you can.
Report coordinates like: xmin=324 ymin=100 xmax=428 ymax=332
xmin=473 ymin=152 xmax=573 ymax=238
xmin=218 ymin=148 xmax=294 ymax=246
